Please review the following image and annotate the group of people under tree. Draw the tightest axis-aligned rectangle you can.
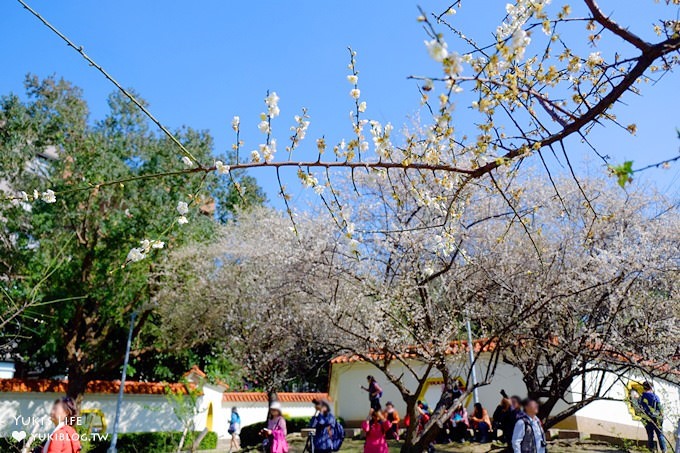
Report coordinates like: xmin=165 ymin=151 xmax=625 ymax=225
xmin=359 ymin=375 xmax=547 ymax=453
xmin=354 ymin=376 xmax=671 ymax=453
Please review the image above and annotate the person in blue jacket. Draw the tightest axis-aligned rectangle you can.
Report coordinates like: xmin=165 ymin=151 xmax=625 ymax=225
xmin=639 ymin=381 xmax=666 ymax=453
xmin=310 ymin=398 xmax=336 ymax=453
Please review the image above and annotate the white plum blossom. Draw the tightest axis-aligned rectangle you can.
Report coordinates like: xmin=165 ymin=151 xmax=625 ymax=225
xmin=350 ymin=88 xmax=361 ymax=99
xmin=215 ymin=160 xmax=230 ymax=174
xmin=425 ymin=39 xmax=449 ymax=62
xmin=126 ymin=247 xmax=146 ymax=263
xmin=358 ymin=101 xmax=367 ymax=113
xmin=41 ymin=190 xmax=56 ymax=203
xmin=250 ymin=150 xmax=261 ymax=163
xmin=181 ymin=156 xmax=193 ymax=167
xmin=510 ymin=28 xmax=531 ymax=60
xmin=258 ymin=119 xmax=270 ymax=134
xmin=260 ymin=140 xmax=277 ymax=163
xmin=231 ymin=116 xmax=240 ymax=131
xmin=588 ymin=51 xmax=604 ymax=65
xmin=126 ymin=238 xmax=164 ymax=263
xmin=265 ymin=92 xmax=280 ymax=118
xmin=177 ymin=201 xmax=189 ymax=216
xmin=297 ymin=169 xmax=319 ymax=188
xmin=347 ymin=75 xmax=358 ymax=84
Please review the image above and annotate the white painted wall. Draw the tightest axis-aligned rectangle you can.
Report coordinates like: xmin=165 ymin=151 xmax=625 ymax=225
xmin=0 ymin=392 xmax=182 ymax=438
xmin=1 ymin=388 xmax=322 ymax=441
xmin=329 ymin=354 xmax=680 ymax=440
xmin=213 ymin=401 xmax=318 ymax=438
xmin=569 ymin=371 xmax=680 ymax=434
xmin=329 ymin=355 xmax=527 ymax=424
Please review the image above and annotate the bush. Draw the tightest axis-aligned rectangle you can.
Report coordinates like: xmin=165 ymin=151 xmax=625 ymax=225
xmin=80 ymin=430 xmax=218 ymax=453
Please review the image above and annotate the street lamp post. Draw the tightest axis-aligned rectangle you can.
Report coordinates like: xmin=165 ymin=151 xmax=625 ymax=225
xmin=107 ymin=309 xmax=137 ymax=453
xmin=466 ymin=319 xmax=479 ymax=405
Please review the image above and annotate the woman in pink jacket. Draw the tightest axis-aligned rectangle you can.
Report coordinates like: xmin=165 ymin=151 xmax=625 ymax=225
xmin=361 ymin=409 xmax=392 ymax=453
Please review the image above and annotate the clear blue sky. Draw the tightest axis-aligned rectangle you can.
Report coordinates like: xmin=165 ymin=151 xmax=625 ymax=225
xmin=2 ymin=1 xmax=679 ymax=207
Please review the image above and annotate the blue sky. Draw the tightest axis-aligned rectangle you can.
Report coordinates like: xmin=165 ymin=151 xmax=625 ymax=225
xmin=2 ymin=1 xmax=679 ymax=208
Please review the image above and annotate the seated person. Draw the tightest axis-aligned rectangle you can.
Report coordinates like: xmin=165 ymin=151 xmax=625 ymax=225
xmin=383 ymin=401 xmax=400 ymax=440
xmin=449 ymin=404 xmax=469 ymax=443
xmin=469 ymin=402 xmax=491 ymax=443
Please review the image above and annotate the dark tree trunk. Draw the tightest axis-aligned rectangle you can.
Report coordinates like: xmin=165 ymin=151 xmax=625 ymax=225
xmin=66 ymin=367 xmax=89 ymax=410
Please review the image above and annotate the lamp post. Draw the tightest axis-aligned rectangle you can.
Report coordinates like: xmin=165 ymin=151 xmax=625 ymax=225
xmin=465 ymin=319 xmax=479 ymax=405
xmin=107 ymin=309 xmax=137 ymax=453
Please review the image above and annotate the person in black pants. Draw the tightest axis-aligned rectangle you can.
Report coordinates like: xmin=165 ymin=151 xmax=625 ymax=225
xmin=362 ymin=375 xmax=383 ymax=411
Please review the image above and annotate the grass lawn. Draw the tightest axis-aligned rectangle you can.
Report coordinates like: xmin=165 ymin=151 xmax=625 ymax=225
xmin=277 ymin=437 xmax=645 ymax=453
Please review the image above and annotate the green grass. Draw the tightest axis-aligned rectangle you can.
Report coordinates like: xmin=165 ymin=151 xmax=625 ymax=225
xmin=277 ymin=437 xmax=644 ymax=453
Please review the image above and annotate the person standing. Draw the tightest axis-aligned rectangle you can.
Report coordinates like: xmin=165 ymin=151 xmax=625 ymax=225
xmin=260 ymin=402 xmax=288 ymax=453
xmin=361 ymin=375 xmax=383 ymax=411
xmin=382 ymin=401 xmax=400 ymax=440
xmin=511 ymin=400 xmax=546 ymax=453
xmin=229 ymin=407 xmax=241 ymax=452
xmin=310 ymin=399 xmax=336 ymax=453
xmin=43 ymin=396 xmax=82 ymax=453
xmin=361 ymin=409 xmax=391 ymax=453
xmin=639 ymin=382 xmax=667 ymax=453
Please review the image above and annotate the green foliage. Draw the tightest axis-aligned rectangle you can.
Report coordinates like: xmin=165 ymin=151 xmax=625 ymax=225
xmin=609 ymin=160 xmax=634 ymax=188
xmin=0 ymin=75 xmax=264 ymax=391
xmin=78 ymin=430 xmax=218 ymax=453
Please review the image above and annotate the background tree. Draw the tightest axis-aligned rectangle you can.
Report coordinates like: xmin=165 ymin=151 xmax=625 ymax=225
xmin=0 ymin=75 xmax=264 ymax=402
xmin=472 ymin=176 xmax=680 ymax=427
xmin=155 ymin=208 xmax=337 ymax=398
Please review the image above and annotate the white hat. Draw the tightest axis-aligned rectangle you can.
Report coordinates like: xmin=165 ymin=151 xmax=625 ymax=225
xmin=270 ymin=402 xmax=282 ymax=411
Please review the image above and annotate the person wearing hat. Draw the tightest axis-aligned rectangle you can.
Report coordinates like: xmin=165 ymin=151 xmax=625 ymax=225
xmin=310 ymin=398 xmax=336 ymax=453
xmin=639 ymin=381 xmax=666 ymax=452
xmin=260 ymin=402 xmax=288 ymax=453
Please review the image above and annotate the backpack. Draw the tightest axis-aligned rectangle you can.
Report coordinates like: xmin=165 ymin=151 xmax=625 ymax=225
xmin=330 ymin=419 xmax=345 ymax=452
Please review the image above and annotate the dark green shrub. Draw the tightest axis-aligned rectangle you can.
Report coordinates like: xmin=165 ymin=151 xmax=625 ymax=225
xmin=79 ymin=430 xmax=218 ymax=453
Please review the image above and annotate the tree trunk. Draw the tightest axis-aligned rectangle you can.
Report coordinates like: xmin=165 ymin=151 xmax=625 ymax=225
xmin=66 ymin=365 xmax=89 ymax=409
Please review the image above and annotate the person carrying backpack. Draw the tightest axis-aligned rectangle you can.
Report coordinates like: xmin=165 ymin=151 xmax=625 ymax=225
xmin=310 ymin=399 xmax=341 ymax=453
xmin=511 ymin=400 xmax=546 ymax=453
xmin=361 ymin=375 xmax=383 ymax=411
xmin=639 ymin=382 xmax=667 ymax=453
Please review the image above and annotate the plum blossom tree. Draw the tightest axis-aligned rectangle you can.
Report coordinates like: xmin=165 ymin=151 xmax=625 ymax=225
xmin=464 ymin=175 xmax=680 ymax=427
xmin=3 ymin=1 xmax=680 ymax=440
xmin=8 ymin=0 xmax=680 ymax=251
xmin=153 ymin=208 xmax=338 ymax=399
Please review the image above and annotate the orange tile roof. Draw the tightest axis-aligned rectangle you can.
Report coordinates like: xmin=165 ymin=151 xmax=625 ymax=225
xmin=183 ymin=365 xmax=207 ymax=379
xmin=223 ymin=392 xmax=329 ymax=403
xmin=0 ymin=378 xmax=193 ymax=395
xmin=330 ymin=339 xmax=497 ymax=364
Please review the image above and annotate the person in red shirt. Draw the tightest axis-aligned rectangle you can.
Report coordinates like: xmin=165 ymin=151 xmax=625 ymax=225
xmin=43 ymin=396 xmax=81 ymax=453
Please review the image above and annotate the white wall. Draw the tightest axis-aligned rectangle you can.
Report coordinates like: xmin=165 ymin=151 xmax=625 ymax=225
xmin=216 ymin=400 xmax=318 ymax=437
xmin=329 ymin=355 xmax=680 ymax=439
xmin=569 ymin=371 xmax=680 ymax=434
xmin=0 ymin=392 xmax=182 ymax=438
xmin=329 ymin=355 xmax=527 ymax=424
